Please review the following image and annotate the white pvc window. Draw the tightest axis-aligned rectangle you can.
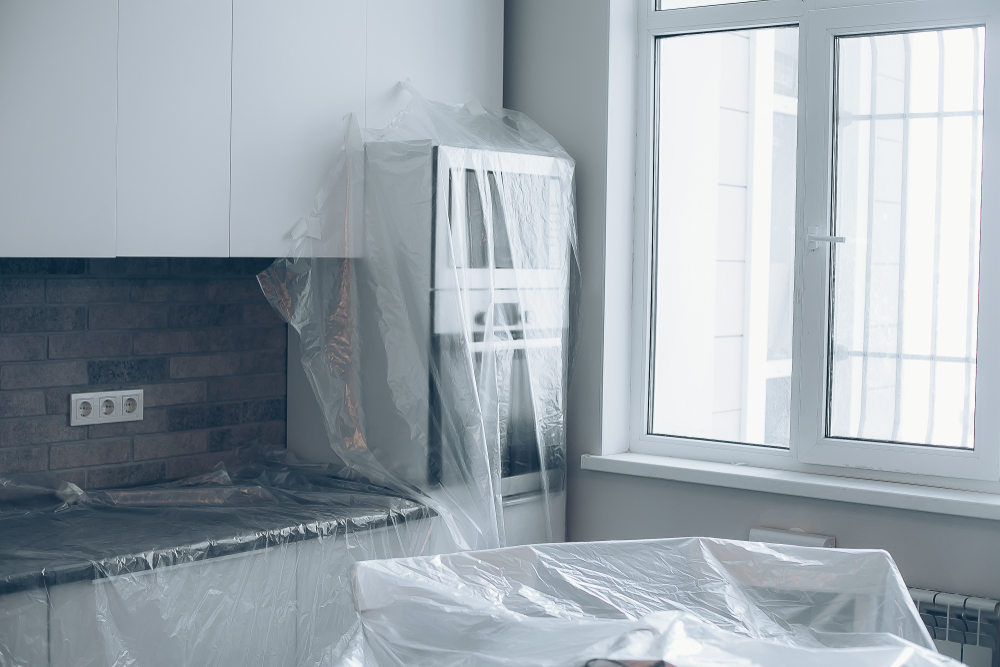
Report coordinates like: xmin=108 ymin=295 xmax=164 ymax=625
xmin=828 ymin=27 xmax=984 ymax=450
xmin=633 ymin=0 xmax=1000 ymax=482
xmin=649 ymin=27 xmax=798 ymax=448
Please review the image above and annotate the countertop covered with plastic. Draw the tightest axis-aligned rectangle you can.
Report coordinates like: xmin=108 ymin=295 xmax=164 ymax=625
xmin=0 ymin=458 xmax=432 ymax=595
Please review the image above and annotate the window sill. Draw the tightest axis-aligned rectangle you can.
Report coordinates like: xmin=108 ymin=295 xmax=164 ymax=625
xmin=580 ymin=452 xmax=1000 ymax=521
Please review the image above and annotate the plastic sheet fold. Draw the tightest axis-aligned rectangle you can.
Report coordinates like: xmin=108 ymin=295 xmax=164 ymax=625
xmin=353 ymin=537 xmax=962 ymax=667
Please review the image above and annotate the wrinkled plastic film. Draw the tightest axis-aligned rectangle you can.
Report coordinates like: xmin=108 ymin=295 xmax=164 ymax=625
xmin=0 ymin=454 xmax=455 ymax=666
xmin=259 ymin=91 xmax=577 ymax=551
xmin=353 ymin=537 xmax=960 ymax=667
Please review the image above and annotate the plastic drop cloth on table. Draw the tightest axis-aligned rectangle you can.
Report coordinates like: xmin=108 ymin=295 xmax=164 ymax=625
xmin=258 ymin=87 xmax=577 ymax=553
xmin=0 ymin=452 xmax=452 ymax=667
xmin=352 ymin=537 xmax=962 ymax=667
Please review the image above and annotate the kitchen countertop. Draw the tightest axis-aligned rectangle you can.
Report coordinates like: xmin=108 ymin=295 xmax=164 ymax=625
xmin=0 ymin=466 xmax=432 ymax=596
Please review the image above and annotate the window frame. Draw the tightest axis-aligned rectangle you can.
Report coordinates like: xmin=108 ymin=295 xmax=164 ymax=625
xmin=630 ymin=0 xmax=1000 ymax=486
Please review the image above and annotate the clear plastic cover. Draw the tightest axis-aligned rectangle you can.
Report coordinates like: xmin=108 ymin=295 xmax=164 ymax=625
xmin=0 ymin=91 xmax=576 ymax=666
xmin=259 ymin=89 xmax=576 ymax=551
xmin=353 ymin=537 xmax=961 ymax=666
xmin=0 ymin=453 xmax=452 ymax=666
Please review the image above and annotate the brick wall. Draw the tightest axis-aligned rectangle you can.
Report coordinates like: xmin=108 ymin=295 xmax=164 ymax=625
xmin=0 ymin=259 xmax=287 ymax=488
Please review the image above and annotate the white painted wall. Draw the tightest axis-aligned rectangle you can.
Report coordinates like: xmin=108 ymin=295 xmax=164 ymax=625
xmin=503 ymin=0 xmax=1000 ymax=599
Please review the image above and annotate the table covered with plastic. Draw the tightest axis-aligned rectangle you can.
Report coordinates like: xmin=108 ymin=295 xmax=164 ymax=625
xmin=352 ymin=537 xmax=961 ymax=666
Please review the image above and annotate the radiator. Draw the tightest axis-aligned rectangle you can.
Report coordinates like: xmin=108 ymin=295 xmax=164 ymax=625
xmin=911 ymin=588 xmax=1000 ymax=667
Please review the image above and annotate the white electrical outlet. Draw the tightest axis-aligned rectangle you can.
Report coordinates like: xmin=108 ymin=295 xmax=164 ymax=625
xmin=70 ymin=389 xmax=144 ymax=426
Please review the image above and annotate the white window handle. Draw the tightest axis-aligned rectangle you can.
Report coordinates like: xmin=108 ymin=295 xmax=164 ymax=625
xmin=807 ymin=226 xmax=846 ymax=251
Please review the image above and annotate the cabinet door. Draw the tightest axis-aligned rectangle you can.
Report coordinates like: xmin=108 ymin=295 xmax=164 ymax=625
xmin=116 ymin=0 xmax=232 ymax=257
xmin=0 ymin=0 xmax=117 ymax=257
xmin=365 ymin=0 xmax=504 ymax=129
xmin=295 ymin=518 xmax=446 ymax=665
xmin=230 ymin=1 xmax=366 ymax=258
xmin=0 ymin=589 xmax=48 ymax=667
xmin=50 ymin=547 xmax=298 ymax=667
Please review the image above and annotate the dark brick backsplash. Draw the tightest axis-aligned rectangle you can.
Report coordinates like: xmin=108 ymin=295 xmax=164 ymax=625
xmin=85 ymin=461 xmax=166 ymax=489
xmin=206 ymin=373 xmax=284 ymax=401
xmin=1 ymin=361 xmax=89 ymax=390
xmin=0 ymin=279 xmax=44 ymax=305
xmin=132 ymin=326 xmax=284 ymax=355
xmin=0 ymin=335 xmax=46 ymax=362
xmin=0 ymin=391 xmax=46 ymax=418
xmin=209 ymin=421 xmax=285 ymax=451
xmin=0 ymin=258 xmax=287 ymax=488
xmin=87 ymin=408 xmax=169 ymax=438
xmin=169 ymin=353 xmax=241 ymax=379
xmin=0 ymin=306 xmax=87 ymax=333
xmin=134 ymin=431 xmax=209 ymax=461
xmin=46 ymin=279 xmax=131 ymax=304
xmin=167 ymin=304 xmax=244 ymax=328
xmin=0 ymin=445 xmax=49 ymax=473
xmin=239 ymin=349 xmax=285 ymax=375
xmin=142 ymin=381 xmax=207 ymax=407
xmin=0 ymin=415 xmax=85 ymax=447
xmin=241 ymin=303 xmax=285 ymax=327
xmin=87 ymin=258 xmax=171 ymax=276
xmin=167 ymin=403 xmax=243 ymax=432
xmin=87 ymin=358 xmax=169 ymax=384
xmin=242 ymin=398 xmax=285 ymax=423
xmin=0 ymin=259 xmax=86 ymax=275
xmin=89 ymin=303 xmax=168 ymax=330
xmin=49 ymin=331 xmax=132 ymax=359
xmin=49 ymin=438 xmax=131 ymax=469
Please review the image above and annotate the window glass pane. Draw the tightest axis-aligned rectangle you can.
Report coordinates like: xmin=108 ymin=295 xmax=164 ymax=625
xmin=656 ymin=0 xmax=761 ymax=9
xmin=649 ymin=28 xmax=798 ymax=447
xmin=828 ymin=27 xmax=985 ymax=448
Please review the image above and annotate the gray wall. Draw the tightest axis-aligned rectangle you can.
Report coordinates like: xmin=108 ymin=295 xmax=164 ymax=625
xmin=0 ymin=259 xmax=286 ymax=488
xmin=504 ymin=0 xmax=1000 ymax=599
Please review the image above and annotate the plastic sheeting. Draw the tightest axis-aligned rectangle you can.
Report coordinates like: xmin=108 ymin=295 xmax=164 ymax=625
xmin=259 ymin=89 xmax=576 ymax=551
xmin=0 ymin=91 xmax=577 ymax=666
xmin=353 ymin=537 xmax=962 ymax=666
xmin=0 ymin=454 xmax=453 ymax=666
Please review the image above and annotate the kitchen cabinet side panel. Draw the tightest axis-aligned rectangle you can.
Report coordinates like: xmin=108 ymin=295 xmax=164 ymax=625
xmin=50 ymin=548 xmax=298 ymax=667
xmin=0 ymin=588 xmax=48 ymax=667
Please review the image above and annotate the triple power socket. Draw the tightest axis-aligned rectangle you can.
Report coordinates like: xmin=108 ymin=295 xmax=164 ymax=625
xmin=70 ymin=389 xmax=144 ymax=426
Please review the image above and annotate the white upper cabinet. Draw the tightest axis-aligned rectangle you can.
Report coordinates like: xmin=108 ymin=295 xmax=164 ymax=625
xmin=0 ymin=1 xmax=503 ymax=258
xmin=365 ymin=1 xmax=504 ymax=129
xmin=0 ymin=0 xmax=117 ymax=257
xmin=230 ymin=1 xmax=366 ymax=258
xmin=117 ymin=0 xmax=232 ymax=257
xmin=231 ymin=1 xmax=503 ymax=258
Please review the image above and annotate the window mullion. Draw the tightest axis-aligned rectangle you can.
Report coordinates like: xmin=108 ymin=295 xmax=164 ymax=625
xmin=791 ymin=8 xmax=830 ymax=464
